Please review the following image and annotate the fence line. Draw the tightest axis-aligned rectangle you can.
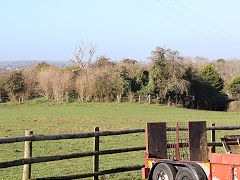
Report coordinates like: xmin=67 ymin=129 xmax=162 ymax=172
xmin=0 ymin=95 xmax=157 ymax=104
xmin=120 ymin=94 xmax=158 ymax=104
xmin=1 ymin=125 xmax=239 ymax=145
xmin=0 ymin=146 xmax=146 ymax=169
xmin=0 ymin=129 xmax=145 ymax=144
xmin=0 ymin=124 xmax=240 ymax=179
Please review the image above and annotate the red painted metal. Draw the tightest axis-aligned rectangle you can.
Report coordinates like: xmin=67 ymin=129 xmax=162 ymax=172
xmin=175 ymin=122 xmax=180 ymax=160
xmin=210 ymin=153 xmax=240 ymax=165
xmin=142 ymin=167 xmax=149 ymax=179
xmin=142 ymin=122 xmax=240 ymax=179
xmin=144 ymin=156 xmax=240 ymax=179
xmin=209 ymin=153 xmax=240 ymax=179
xmin=210 ymin=163 xmax=240 ymax=179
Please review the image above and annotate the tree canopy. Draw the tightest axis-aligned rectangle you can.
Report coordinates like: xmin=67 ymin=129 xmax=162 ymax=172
xmin=199 ymin=64 xmax=224 ymax=92
xmin=148 ymin=47 xmax=190 ymax=104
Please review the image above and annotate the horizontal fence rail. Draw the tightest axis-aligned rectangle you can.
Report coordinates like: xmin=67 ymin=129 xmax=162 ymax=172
xmin=0 ymin=146 xmax=146 ymax=169
xmin=207 ymin=126 xmax=240 ymax=130
xmin=1 ymin=124 xmax=240 ymax=179
xmin=167 ymin=126 xmax=240 ymax=131
xmin=1 ymin=126 xmax=240 ymax=144
xmin=0 ymin=129 xmax=145 ymax=144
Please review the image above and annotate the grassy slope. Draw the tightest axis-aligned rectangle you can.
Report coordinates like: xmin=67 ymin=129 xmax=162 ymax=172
xmin=0 ymin=101 xmax=240 ymax=179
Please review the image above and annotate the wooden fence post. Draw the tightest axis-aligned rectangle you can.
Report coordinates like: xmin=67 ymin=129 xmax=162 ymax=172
xmin=138 ymin=95 xmax=141 ymax=103
xmin=93 ymin=127 xmax=99 ymax=180
xmin=23 ymin=130 xmax=33 ymax=180
xmin=148 ymin=94 xmax=151 ymax=104
xmin=211 ymin=123 xmax=216 ymax=153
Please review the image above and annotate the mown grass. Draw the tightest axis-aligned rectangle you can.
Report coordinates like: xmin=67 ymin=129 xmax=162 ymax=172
xmin=0 ymin=99 xmax=240 ymax=179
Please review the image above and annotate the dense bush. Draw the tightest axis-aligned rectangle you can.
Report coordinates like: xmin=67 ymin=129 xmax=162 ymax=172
xmin=37 ymin=68 xmax=73 ymax=102
xmin=188 ymin=76 xmax=228 ymax=111
xmin=3 ymin=71 xmax=25 ymax=100
xmin=0 ymin=72 xmax=7 ymax=99
xmin=22 ymin=68 xmax=39 ymax=100
xmin=227 ymin=76 xmax=240 ymax=99
xmin=75 ymin=65 xmax=131 ymax=102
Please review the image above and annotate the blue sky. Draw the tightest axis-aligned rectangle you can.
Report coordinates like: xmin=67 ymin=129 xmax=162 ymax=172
xmin=0 ymin=0 xmax=240 ymax=62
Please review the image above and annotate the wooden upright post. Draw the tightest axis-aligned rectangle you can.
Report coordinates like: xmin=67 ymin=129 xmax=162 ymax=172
xmin=189 ymin=121 xmax=208 ymax=162
xmin=146 ymin=122 xmax=167 ymax=159
xmin=211 ymin=123 xmax=216 ymax=153
xmin=23 ymin=130 xmax=33 ymax=180
xmin=93 ymin=127 xmax=99 ymax=180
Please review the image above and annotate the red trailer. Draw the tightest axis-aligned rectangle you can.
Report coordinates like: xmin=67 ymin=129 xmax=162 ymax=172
xmin=142 ymin=121 xmax=240 ymax=180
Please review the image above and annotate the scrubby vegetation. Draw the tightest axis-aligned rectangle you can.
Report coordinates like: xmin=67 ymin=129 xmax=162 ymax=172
xmin=228 ymin=76 xmax=240 ymax=100
xmin=0 ymin=46 xmax=239 ymax=111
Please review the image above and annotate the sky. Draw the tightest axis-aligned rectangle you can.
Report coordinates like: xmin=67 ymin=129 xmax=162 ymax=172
xmin=0 ymin=0 xmax=240 ymax=62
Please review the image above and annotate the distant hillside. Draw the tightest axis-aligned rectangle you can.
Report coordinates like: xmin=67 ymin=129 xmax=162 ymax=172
xmin=0 ymin=60 xmax=71 ymax=71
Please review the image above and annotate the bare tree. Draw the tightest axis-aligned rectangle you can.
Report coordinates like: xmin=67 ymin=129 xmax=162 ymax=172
xmin=37 ymin=69 xmax=54 ymax=100
xmin=37 ymin=68 xmax=74 ymax=102
xmin=75 ymin=68 xmax=96 ymax=101
xmin=71 ymin=41 xmax=96 ymax=68
xmin=22 ymin=68 xmax=39 ymax=100
xmin=211 ymin=58 xmax=240 ymax=82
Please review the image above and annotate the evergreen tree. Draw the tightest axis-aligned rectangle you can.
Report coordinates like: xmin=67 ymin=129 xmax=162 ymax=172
xmin=199 ymin=64 xmax=224 ymax=92
xmin=228 ymin=76 xmax=240 ymax=99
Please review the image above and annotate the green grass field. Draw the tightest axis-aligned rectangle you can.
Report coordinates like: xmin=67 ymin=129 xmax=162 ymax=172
xmin=0 ymin=99 xmax=240 ymax=179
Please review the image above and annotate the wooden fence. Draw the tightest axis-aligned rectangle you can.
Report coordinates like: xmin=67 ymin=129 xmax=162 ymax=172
xmin=117 ymin=94 xmax=158 ymax=103
xmin=0 ymin=124 xmax=240 ymax=180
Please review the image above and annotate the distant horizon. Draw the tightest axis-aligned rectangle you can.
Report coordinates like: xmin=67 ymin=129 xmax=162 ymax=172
xmin=0 ymin=54 xmax=240 ymax=63
xmin=0 ymin=60 xmax=69 ymax=62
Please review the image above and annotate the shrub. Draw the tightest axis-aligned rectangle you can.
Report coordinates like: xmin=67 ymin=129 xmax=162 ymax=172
xmin=22 ymin=68 xmax=39 ymax=100
xmin=35 ymin=61 xmax=52 ymax=72
xmin=61 ymin=65 xmax=81 ymax=75
xmin=37 ymin=68 xmax=73 ymax=102
xmin=188 ymin=75 xmax=228 ymax=111
xmin=227 ymin=101 xmax=240 ymax=112
xmin=4 ymin=70 xmax=25 ymax=100
xmin=227 ymin=76 xmax=240 ymax=99
xmin=75 ymin=68 xmax=96 ymax=102
xmin=37 ymin=69 xmax=54 ymax=100
xmin=0 ymin=72 xmax=6 ymax=95
xmin=75 ymin=66 xmax=131 ymax=102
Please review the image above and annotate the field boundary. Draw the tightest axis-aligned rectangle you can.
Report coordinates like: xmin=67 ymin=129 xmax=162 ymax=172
xmin=0 ymin=124 xmax=240 ymax=179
